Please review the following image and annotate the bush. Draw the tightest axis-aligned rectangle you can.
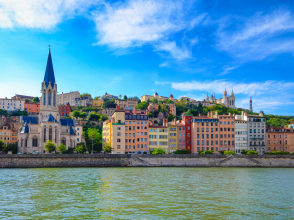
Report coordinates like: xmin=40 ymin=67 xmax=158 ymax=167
xmin=224 ymin=150 xmax=237 ymax=155
xmin=152 ymin=148 xmax=166 ymax=154
xmin=246 ymin=150 xmax=258 ymax=155
xmin=241 ymin=150 xmax=248 ymax=154
xmin=174 ymin=149 xmax=190 ymax=154
xmin=266 ymin=151 xmax=290 ymax=155
xmin=205 ymin=150 xmax=214 ymax=154
xmin=44 ymin=140 xmax=56 ymax=153
xmin=64 ymin=147 xmax=75 ymax=154
xmin=57 ymin=143 xmax=66 ymax=153
xmin=219 ymin=151 xmax=224 ymax=155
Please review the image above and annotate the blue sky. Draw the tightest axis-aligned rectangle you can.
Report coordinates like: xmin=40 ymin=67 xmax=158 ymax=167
xmin=0 ymin=0 xmax=294 ymax=115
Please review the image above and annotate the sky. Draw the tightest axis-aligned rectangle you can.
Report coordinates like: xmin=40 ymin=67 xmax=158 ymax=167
xmin=0 ymin=0 xmax=294 ymax=115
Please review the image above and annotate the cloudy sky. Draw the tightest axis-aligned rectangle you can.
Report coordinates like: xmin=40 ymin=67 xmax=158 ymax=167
xmin=0 ymin=0 xmax=294 ymax=115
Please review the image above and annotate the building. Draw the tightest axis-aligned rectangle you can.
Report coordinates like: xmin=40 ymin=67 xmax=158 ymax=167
xmin=59 ymin=103 xmax=71 ymax=116
xmin=247 ymin=112 xmax=266 ymax=153
xmin=141 ymin=92 xmax=176 ymax=102
xmin=92 ymin=98 xmax=104 ymax=108
xmin=219 ymin=114 xmax=235 ymax=152
xmin=235 ymin=112 xmax=248 ymax=154
xmin=11 ymin=94 xmax=35 ymax=101
xmin=18 ymin=49 xmax=78 ymax=154
xmin=75 ymin=125 xmax=83 ymax=143
xmin=191 ymin=115 xmax=220 ymax=154
xmin=102 ymin=120 xmax=111 ymax=149
xmin=56 ymin=91 xmax=80 ymax=106
xmin=204 ymin=88 xmax=236 ymax=108
xmin=177 ymin=123 xmax=185 ymax=150
xmin=101 ymin=108 xmax=115 ymax=118
xmin=0 ymin=98 xmax=25 ymax=112
xmin=0 ymin=124 xmax=18 ymax=146
xmin=149 ymin=123 xmax=168 ymax=153
xmin=75 ymin=96 xmax=92 ymax=107
xmin=168 ymin=123 xmax=178 ymax=153
xmin=25 ymin=102 xmax=40 ymax=115
xmin=125 ymin=108 xmax=149 ymax=154
xmin=115 ymin=99 xmax=138 ymax=109
xmin=266 ymin=125 xmax=294 ymax=153
xmin=102 ymin=92 xmax=118 ymax=100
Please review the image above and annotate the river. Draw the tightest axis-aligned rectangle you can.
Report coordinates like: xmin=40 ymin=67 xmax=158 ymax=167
xmin=1 ymin=167 xmax=294 ymax=219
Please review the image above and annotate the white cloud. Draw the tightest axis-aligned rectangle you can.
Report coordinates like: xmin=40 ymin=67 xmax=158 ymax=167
xmin=0 ymin=0 xmax=95 ymax=29
xmin=155 ymin=41 xmax=191 ymax=60
xmin=171 ymin=80 xmax=294 ymax=95
xmin=218 ymin=9 xmax=294 ymax=61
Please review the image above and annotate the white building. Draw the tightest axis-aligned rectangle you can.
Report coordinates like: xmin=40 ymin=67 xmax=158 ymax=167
xmin=235 ymin=112 xmax=248 ymax=154
xmin=0 ymin=98 xmax=25 ymax=112
xmin=56 ymin=91 xmax=80 ymax=106
xmin=75 ymin=97 xmax=91 ymax=107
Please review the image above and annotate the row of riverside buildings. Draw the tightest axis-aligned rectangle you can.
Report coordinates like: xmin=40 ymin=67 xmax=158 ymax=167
xmin=103 ymin=106 xmax=294 ymax=154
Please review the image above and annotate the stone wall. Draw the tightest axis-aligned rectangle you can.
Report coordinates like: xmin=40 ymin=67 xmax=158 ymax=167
xmin=1 ymin=154 xmax=294 ymax=168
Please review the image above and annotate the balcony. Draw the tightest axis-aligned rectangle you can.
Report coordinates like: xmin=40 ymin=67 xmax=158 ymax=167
xmin=250 ymin=138 xmax=264 ymax=140
xmin=112 ymin=123 xmax=125 ymax=125
xmin=250 ymin=145 xmax=265 ymax=147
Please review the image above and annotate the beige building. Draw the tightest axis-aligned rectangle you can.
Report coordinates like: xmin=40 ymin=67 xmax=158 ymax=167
xmin=102 ymin=108 xmax=115 ymax=118
xmin=11 ymin=94 xmax=34 ymax=101
xmin=141 ymin=93 xmax=176 ymax=102
xmin=110 ymin=108 xmax=126 ymax=154
xmin=0 ymin=98 xmax=25 ymax=112
xmin=115 ymin=99 xmax=138 ymax=109
xmin=75 ymin=96 xmax=92 ymax=107
xmin=92 ymin=98 xmax=104 ymax=108
xmin=56 ymin=91 xmax=80 ymax=106
xmin=75 ymin=125 xmax=83 ymax=143
xmin=235 ymin=112 xmax=248 ymax=154
xmin=149 ymin=123 xmax=168 ymax=153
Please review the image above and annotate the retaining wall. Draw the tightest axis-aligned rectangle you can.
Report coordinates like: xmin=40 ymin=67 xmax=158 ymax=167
xmin=1 ymin=154 xmax=294 ymax=168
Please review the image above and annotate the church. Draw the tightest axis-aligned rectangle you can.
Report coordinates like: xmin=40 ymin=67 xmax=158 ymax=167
xmin=18 ymin=49 xmax=78 ymax=154
xmin=206 ymin=87 xmax=236 ymax=109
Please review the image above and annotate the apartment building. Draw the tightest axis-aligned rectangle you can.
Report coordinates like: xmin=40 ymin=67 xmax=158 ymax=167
xmin=75 ymin=125 xmax=83 ymax=143
xmin=102 ymin=92 xmax=118 ymax=100
xmin=219 ymin=114 xmax=235 ymax=152
xmin=0 ymin=124 xmax=18 ymax=146
xmin=0 ymin=98 xmax=25 ymax=112
xmin=141 ymin=93 xmax=176 ymax=102
xmin=168 ymin=123 xmax=178 ymax=153
xmin=166 ymin=104 xmax=176 ymax=116
xmin=266 ymin=125 xmax=294 ymax=153
xmin=177 ymin=124 xmax=186 ymax=150
xmin=247 ymin=112 xmax=266 ymax=153
xmin=115 ymin=99 xmax=138 ymax=109
xmin=59 ymin=103 xmax=71 ymax=116
xmin=235 ymin=112 xmax=248 ymax=153
xmin=149 ymin=124 xmax=168 ymax=153
xmin=92 ymin=98 xmax=104 ymax=108
xmin=125 ymin=108 xmax=149 ymax=154
xmin=110 ymin=107 xmax=126 ymax=154
xmin=24 ymin=102 xmax=40 ymax=115
xmin=102 ymin=108 xmax=115 ymax=118
xmin=102 ymin=120 xmax=111 ymax=148
xmin=11 ymin=94 xmax=34 ymax=101
xmin=191 ymin=116 xmax=220 ymax=153
xmin=56 ymin=91 xmax=80 ymax=106
xmin=75 ymin=96 xmax=92 ymax=107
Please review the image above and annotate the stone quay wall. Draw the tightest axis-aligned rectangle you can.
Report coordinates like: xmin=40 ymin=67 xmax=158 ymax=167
xmin=1 ymin=154 xmax=294 ymax=168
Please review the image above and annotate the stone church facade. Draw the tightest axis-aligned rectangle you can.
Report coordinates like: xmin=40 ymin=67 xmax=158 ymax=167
xmin=18 ymin=50 xmax=77 ymax=154
xmin=206 ymin=88 xmax=236 ymax=109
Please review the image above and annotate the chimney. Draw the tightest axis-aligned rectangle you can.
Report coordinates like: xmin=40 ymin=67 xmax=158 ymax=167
xmin=270 ymin=124 xmax=273 ymax=132
xmin=133 ymin=107 xmax=137 ymax=115
xmin=241 ymin=111 xmax=244 ymax=116
xmin=281 ymin=125 xmax=284 ymax=132
xmin=215 ymin=111 xmax=218 ymax=118
xmin=229 ymin=112 xmax=231 ymax=116
xmin=290 ymin=125 xmax=293 ymax=132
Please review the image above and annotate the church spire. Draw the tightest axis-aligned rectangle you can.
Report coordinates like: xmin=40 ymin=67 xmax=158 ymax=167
xmin=43 ymin=47 xmax=56 ymax=88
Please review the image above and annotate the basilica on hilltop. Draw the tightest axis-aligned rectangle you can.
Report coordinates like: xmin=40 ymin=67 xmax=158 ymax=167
xmin=18 ymin=49 xmax=78 ymax=153
xmin=205 ymin=87 xmax=236 ymax=109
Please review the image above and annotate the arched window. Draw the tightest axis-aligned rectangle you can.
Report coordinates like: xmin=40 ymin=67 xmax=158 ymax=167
xmin=55 ymin=127 xmax=57 ymax=142
xmin=62 ymin=138 xmax=66 ymax=146
xmin=32 ymin=137 xmax=38 ymax=147
xmin=48 ymin=92 xmax=51 ymax=105
xmin=43 ymin=92 xmax=46 ymax=105
xmin=44 ymin=127 xmax=46 ymax=142
xmin=49 ymin=127 xmax=52 ymax=141
xmin=25 ymin=139 xmax=27 ymax=147
xmin=21 ymin=139 xmax=23 ymax=147
xmin=53 ymin=93 xmax=56 ymax=106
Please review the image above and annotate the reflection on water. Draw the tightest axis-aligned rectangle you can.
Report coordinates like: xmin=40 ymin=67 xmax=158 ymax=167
xmin=0 ymin=168 xmax=294 ymax=219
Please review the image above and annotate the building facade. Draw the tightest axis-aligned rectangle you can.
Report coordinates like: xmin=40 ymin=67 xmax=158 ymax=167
xmin=102 ymin=108 xmax=115 ymax=118
xmin=168 ymin=124 xmax=177 ymax=153
xmin=115 ymin=99 xmax=138 ymax=109
xmin=266 ymin=125 xmax=294 ymax=153
xmin=75 ymin=96 xmax=92 ymax=107
xmin=92 ymin=98 xmax=104 ymax=108
xmin=11 ymin=94 xmax=34 ymax=101
xmin=0 ymin=98 xmax=25 ymax=112
xmin=141 ymin=93 xmax=176 ymax=102
xmin=59 ymin=103 xmax=71 ymax=116
xmin=0 ymin=124 xmax=18 ymax=146
xmin=149 ymin=125 xmax=168 ymax=153
xmin=56 ymin=91 xmax=80 ymax=106
xmin=247 ymin=112 xmax=266 ymax=153
xmin=25 ymin=102 xmax=40 ymax=115
xmin=18 ymin=49 xmax=78 ymax=154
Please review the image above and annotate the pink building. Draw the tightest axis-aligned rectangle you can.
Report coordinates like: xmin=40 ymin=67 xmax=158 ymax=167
xmin=177 ymin=123 xmax=186 ymax=150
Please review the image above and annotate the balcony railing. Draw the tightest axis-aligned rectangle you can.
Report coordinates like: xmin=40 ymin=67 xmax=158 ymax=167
xmin=250 ymin=138 xmax=264 ymax=140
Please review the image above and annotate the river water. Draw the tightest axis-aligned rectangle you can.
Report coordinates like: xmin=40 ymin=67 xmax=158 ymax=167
xmin=1 ymin=167 xmax=294 ymax=219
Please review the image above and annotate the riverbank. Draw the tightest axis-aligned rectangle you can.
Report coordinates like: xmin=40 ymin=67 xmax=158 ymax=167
xmin=1 ymin=154 xmax=294 ymax=168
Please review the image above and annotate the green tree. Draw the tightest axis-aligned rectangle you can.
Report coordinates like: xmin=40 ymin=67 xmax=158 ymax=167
xmin=174 ymin=149 xmax=190 ymax=154
xmin=246 ymin=150 xmax=258 ymax=155
xmin=152 ymin=148 xmax=166 ymax=154
xmin=119 ymin=94 xmax=122 ymax=99
xmin=103 ymin=142 xmax=113 ymax=153
xmin=24 ymin=98 xmax=30 ymax=103
xmin=83 ymin=128 xmax=102 ymax=153
xmin=136 ymin=101 xmax=149 ymax=110
xmin=0 ymin=139 xmax=5 ymax=152
xmin=44 ymin=140 xmax=56 ymax=153
xmin=4 ymin=143 xmax=18 ymax=154
xmin=168 ymin=114 xmax=176 ymax=122
xmin=80 ymin=93 xmax=91 ymax=98
xmin=224 ymin=150 xmax=237 ymax=155
xmin=186 ymin=109 xmax=192 ymax=116
xmin=151 ymin=98 xmax=158 ymax=104
xmin=80 ymin=112 xmax=87 ymax=120
xmin=64 ymin=147 xmax=75 ymax=154
xmin=123 ymin=95 xmax=127 ymax=100
xmin=32 ymin=97 xmax=40 ymax=103
xmin=94 ymin=96 xmax=100 ymax=100
xmin=76 ymin=145 xmax=85 ymax=154
xmin=57 ymin=143 xmax=66 ymax=153
xmin=72 ymin=110 xmax=81 ymax=119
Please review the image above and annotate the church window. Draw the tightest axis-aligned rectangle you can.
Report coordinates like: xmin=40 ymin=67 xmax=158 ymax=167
xmin=44 ymin=127 xmax=46 ymax=142
xmin=25 ymin=139 xmax=27 ymax=147
xmin=48 ymin=92 xmax=51 ymax=105
xmin=49 ymin=127 xmax=52 ymax=141
xmin=44 ymin=92 xmax=46 ymax=105
xmin=32 ymin=137 xmax=38 ymax=147
xmin=62 ymin=139 xmax=66 ymax=146
xmin=53 ymin=93 xmax=56 ymax=106
xmin=55 ymin=127 xmax=57 ymax=142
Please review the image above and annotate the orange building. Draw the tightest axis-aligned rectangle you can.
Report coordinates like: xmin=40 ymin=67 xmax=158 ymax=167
xmin=24 ymin=102 xmax=40 ymax=115
xmin=219 ymin=114 xmax=235 ymax=152
xmin=0 ymin=124 xmax=18 ymax=146
xmin=266 ymin=126 xmax=294 ymax=153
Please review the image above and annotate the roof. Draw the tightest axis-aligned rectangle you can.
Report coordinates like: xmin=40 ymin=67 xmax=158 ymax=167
xmin=22 ymin=116 xmax=39 ymax=124
xmin=69 ymin=125 xmax=76 ymax=135
xmin=21 ymin=122 xmax=29 ymax=133
xmin=15 ymin=94 xmax=35 ymax=99
xmin=60 ymin=119 xmax=75 ymax=126
xmin=43 ymin=114 xmax=58 ymax=122
xmin=43 ymin=49 xmax=56 ymax=88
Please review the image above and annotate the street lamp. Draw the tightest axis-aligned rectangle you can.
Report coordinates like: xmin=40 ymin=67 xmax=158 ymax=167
xmin=91 ymin=137 xmax=93 ymax=154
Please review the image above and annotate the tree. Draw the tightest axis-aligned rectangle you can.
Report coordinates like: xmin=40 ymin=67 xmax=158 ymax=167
xmin=152 ymin=148 xmax=166 ymax=154
xmin=72 ymin=110 xmax=81 ymax=119
xmin=246 ymin=150 xmax=258 ymax=155
xmin=103 ymin=142 xmax=113 ymax=153
xmin=44 ymin=140 xmax=56 ymax=153
xmin=57 ymin=143 xmax=66 ymax=153
xmin=151 ymin=98 xmax=158 ymax=104
xmin=76 ymin=145 xmax=85 ymax=154
xmin=24 ymin=98 xmax=30 ymax=103
xmin=224 ymin=150 xmax=237 ymax=155
xmin=136 ymin=101 xmax=149 ymax=110
xmin=4 ymin=143 xmax=18 ymax=154
xmin=119 ymin=94 xmax=122 ymax=99
xmin=80 ymin=112 xmax=87 ymax=120
xmin=94 ymin=96 xmax=100 ymax=100
xmin=32 ymin=97 xmax=40 ymax=103
xmin=174 ymin=149 xmax=190 ymax=154
xmin=123 ymin=95 xmax=127 ymax=100
xmin=168 ymin=114 xmax=176 ymax=122
xmin=80 ymin=93 xmax=91 ymax=98
xmin=83 ymin=128 xmax=102 ymax=153
xmin=0 ymin=140 xmax=5 ymax=152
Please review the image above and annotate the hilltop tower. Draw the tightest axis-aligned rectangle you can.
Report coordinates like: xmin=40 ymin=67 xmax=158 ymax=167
xmin=250 ymin=94 xmax=253 ymax=112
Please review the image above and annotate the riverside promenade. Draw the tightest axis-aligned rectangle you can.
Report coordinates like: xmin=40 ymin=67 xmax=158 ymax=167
xmin=1 ymin=154 xmax=294 ymax=168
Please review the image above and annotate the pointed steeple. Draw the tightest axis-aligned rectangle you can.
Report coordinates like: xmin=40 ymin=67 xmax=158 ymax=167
xmin=43 ymin=48 xmax=56 ymax=88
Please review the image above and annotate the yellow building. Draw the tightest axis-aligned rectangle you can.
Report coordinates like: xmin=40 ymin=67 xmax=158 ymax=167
xmin=102 ymin=120 xmax=111 ymax=149
xmin=149 ymin=125 xmax=168 ymax=153
xmin=168 ymin=125 xmax=178 ymax=153
xmin=93 ymin=99 xmax=104 ymax=108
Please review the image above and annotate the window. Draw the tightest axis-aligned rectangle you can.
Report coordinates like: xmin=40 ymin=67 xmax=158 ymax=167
xmin=117 ymin=139 xmax=121 ymax=142
xmin=117 ymin=132 xmax=121 ymax=136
